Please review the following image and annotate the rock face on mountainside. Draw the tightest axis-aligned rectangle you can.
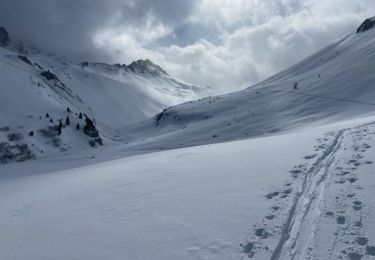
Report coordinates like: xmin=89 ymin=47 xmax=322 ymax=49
xmin=0 ymin=27 xmax=10 ymax=47
xmin=127 ymin=59 xmax=168 ymax=76
xmin=357 ymin=16 xmax=375 ymax=33
xmin=81 ymin=59 xmax=168 ymax=77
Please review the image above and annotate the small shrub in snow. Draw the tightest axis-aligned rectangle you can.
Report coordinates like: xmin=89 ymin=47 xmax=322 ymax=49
xmin=89 ymin=140 xmax=96 ymax=147
xmin=52 ymin=138 xmax=61 ymax=147
xmin=7 ymin=133 xmax=23 ymax=142
xmin=57 ymin=121 xmax=63 ymax=135
xmin=38 ymin=126 xmax=57 ymax=138
xmin=0 ymin=126 xmax=10 ymax=132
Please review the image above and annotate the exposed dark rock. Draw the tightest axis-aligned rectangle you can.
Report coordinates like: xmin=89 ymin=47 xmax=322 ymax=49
xmin=83 ymin=116 xmax=102 ymax=145
xmin=336 ymin=215 xmax=346 ymax=225
xmin=155 ymin=110 xmax=166 ymax=122
xmin=357 ymin=17 xmax=375 ymax=33
xmin=127 ymin=59 xmax=168 ymax=76
xmin=356 ymin=237 xmax=368 ymax=246
xmin=34 ymin=62 xmax=43 ymax=70
xmin=18 ymin=55 xmax=33 ymax=66
xmin=242 ymin=242 xmax=255 ymax=257
xmin=40 ymin=70 xmax=59 ymax=81
xmin=366 ymin=245 xmax=375 ymax=256
xmin=0 ymin=27 xmax=10 ymax=47
xmin=81 ymin=61 xmax=89 ymax=68
xmin=0 ymin=142 xmax=35 ymax=164
xmin=19 ymin=55 xmax=32 ymax=67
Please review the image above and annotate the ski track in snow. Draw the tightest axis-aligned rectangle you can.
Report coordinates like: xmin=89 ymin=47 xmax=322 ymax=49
xmin=243 ymin=121 xmax=375 ymax=260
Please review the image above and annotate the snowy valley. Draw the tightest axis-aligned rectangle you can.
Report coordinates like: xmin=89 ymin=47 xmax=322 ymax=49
xmin=1 ymin=16 xmax=375 ymax=260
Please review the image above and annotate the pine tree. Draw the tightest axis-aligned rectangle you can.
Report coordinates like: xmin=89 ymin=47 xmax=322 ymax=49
xmin=79 ymin=112 xmax=83 ymax=119
xmin=76 ymin=123 xmax=80 ymax=130
xmin=46 ymin=113 xmax=50 ymax=118
xmin=28 ymin=131 xmax=34 ymax=137
xmin=66 ymin=116 xmax=70 ymax=126
xmin=67 ymin=107 xmax=71 ymax=113
xmin=57 ymin=121 xmax=63 ymax=135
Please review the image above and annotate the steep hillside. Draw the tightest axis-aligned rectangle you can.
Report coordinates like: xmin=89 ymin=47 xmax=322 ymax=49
xmin=121 ymin=17 xmax=375 ymax=151
xmin=0 ymin=28 xmax=210 ymax=163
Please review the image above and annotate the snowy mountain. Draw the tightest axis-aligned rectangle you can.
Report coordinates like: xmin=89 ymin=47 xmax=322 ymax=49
xmin=121 ymin=16 xmax=375 ymax=152
xmin=2 ymin=17 xmax=375 ymax=260
xmin=0 ymin=27 xmax=211 ymax=163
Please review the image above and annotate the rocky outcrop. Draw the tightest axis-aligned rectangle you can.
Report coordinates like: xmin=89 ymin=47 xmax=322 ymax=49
xmin=40 ymin=70 xmax=60 ymax=81
xmin=0 ymin=142 xmax=35 ymax=164
xmin=357 ymin=17 xmax=375 ymax=33
xmin=83 ymin=116 xmax=103 ymax=146
xmin=127 ymin=59 xmax=168 ymax=76
xmin=0 ymin=27 xmax=10 ymax=47
xmin=81 ymin=59 xmax=168 ymax=77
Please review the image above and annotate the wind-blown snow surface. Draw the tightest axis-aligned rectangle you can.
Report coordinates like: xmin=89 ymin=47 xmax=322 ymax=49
xmin=1 ymin=117 xmax=375 ymax=260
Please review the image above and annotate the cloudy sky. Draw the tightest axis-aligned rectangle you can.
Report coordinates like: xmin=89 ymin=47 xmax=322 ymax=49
xmin=1 ymin=0 xmax=375 ymax=93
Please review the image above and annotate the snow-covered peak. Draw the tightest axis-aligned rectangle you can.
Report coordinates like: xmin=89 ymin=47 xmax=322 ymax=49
xmin=81 ymin=59 xmax=168 ymax=77
xmin=0 ymin=32 xmax=210 ymax=163
xmin=356 ymin=16 xmax=375 ymax=33
xmin=127 ymin=59 xmax=168 ymax=76
xmin=119 ymin=18 xmax=375 ymax=152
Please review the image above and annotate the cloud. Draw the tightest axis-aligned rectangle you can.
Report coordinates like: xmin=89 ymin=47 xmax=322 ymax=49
xmin=159 ymin=0 xmax=375 ymax=92
xmin=0 ymin=0 xmax=197 ymax=60
xmin=1 ymin=0 xmax=375 ymax=93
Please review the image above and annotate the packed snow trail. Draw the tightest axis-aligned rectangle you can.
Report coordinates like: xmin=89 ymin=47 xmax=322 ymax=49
xmin=271 ymin=129 xmax=345 ymax=260
xmin=245 ymin=121 xmax=375 ymax=259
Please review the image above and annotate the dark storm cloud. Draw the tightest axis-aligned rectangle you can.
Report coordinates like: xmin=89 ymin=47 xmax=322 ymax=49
xmin=0 ymin=0 xmax=197 ymax=61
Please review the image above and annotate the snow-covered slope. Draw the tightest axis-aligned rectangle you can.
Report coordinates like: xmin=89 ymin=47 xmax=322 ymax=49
xmin=2 ymin=17 xmax=375 ymax=260
xmin=121 ymin=18 xmax=375 ymax=152
xmin=2 ymin=116 xmax=375 ymax=260
xmin=0 ymin=28 xmax=210 ymax=163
